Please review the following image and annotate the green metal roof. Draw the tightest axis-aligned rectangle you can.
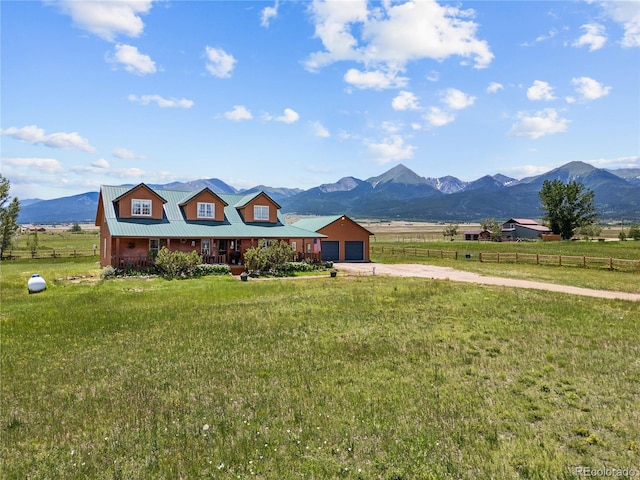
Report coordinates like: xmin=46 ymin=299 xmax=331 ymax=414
xmin=291 ymin=215 xmax=344 ymax=232
xmin=99 ymin=185 xmax=325 ymax=239
xmin=292 ymin=215 xmax=375 ymax=236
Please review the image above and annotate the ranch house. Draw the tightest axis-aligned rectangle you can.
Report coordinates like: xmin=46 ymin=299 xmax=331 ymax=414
xmin=95 ymin=183 xmax=371 ymax=272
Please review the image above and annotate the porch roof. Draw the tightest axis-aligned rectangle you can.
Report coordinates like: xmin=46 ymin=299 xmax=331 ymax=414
xmin=100 ymin=185 xmax=325 ymax=239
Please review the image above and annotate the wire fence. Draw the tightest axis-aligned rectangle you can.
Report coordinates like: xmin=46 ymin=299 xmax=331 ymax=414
xmin=370 ymin=245 xmax=640 ymax=273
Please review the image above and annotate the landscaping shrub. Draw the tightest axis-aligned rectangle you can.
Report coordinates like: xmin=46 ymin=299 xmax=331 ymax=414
xmin=192 ymin=263 xmax=231 ymax=277
xmin=153 ymin=247 xmax=200 ymax=278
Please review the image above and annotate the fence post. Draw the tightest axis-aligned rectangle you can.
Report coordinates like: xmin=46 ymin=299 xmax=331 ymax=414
xmin=609 ymin=258 xmax=613 ymax=271
xmin=583 ymin=256 xmax=586 ymax=268
xmin=516 ymin=253 xmax=518 ymax=264
xmin=497 ymin=253 xmax=500 ymax=263
xmin=479 ymin=252 xmax=483 ymax=263
xmin=559 ymin=255 xmax=562 ymax=267
xmin=455 ymin=251 xmax=458 ymax=260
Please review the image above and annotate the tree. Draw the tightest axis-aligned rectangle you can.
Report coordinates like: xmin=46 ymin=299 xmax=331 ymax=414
xmin=577 ymin=223 xmax=601 ymax=241
xmin=69 ymin=222 xmax=82 ymax=233
xmin=480 ymin=218 xmax=502 ymax=242
xmin=442 ymin=223 xmax=458 ymax=241
xmin=627 ymin=224 xmax=640 ymax=241
xmin=538 ymin=179 xmax=597 ymax=240
xmin=0 ymin=175 xmax=21 ymax=259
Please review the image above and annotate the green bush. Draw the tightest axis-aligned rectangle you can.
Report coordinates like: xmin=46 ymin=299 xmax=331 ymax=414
xmin=100 ymin=265 xmax=116 ymax=279
xmin=244 ymin=239 xmax=295 ymax=275
xmin=153 ymin=247 xmax=201 ymax=278
xmin=192 ymin=263 xmax=231 ymax=276
xmin=286 ymin=261 xmax=316 ymax=272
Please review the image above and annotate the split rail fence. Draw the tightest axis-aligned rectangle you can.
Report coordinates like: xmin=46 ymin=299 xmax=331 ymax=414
xmin=370 ymin=246 xmax=640 ymax=273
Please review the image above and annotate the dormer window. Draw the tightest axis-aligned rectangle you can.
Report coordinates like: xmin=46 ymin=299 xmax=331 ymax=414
xmin=132 ymin=199 xmax=152 ymax=216
xmin=254 ymin=205 xmax=269 ymax=221
xmin=198 ymin=202 xmax=215 ymax=219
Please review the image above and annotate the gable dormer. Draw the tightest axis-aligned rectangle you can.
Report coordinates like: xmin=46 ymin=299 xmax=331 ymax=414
xmin=235 ymin=192 xmax=280 ymax=223
xmin=179 ymin=188 xmax=228 ymax=222
xmin=113 ymin=183 xmax=166 ymax=220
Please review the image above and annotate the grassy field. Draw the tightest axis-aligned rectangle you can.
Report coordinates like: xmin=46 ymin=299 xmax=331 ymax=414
xmin=2 ymin=257 xmax=639 ymax=479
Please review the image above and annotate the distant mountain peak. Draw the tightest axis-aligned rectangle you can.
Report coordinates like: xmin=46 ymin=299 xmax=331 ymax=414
xmin=366 ymin=164 xmax=427 ymax=187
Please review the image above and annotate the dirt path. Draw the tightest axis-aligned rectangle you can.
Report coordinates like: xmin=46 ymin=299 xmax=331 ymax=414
xmin=335 ymin=263 xmax=640 ymax=302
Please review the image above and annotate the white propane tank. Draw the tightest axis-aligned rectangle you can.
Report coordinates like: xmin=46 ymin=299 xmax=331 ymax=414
xmin=28 ymin=274 xmax=47 ymax=294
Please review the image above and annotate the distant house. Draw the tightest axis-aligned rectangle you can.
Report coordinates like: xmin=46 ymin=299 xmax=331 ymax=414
xmin=95 ymin=183 xmax=372 ymax=271
xmin=501 ymin=218 xmax=551 ymax=240
xmin=292 ymin=215 xmax=373 ymax=262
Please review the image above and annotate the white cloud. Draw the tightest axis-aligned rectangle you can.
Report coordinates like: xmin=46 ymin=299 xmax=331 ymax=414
xmin=344 ymin=68 xmax=408 ymax=90
xmin=527 ymin=80 xmax=556 ymax=101
xmin=113 ymin=148 xmax=145 ymax=160
xmin=224 ymin=105 xmax=253 ymax=121
xmin=509 ymin=108 xmax=569 ymax=139
xmin=595 ymin=1 xmax=640 ymax=48
xmin=588 ymin=155 xmax=639 ymax=168
xmin=1 ymin=157 xmax=64 ymax=173
xmin=486 ymin=82 xmax=504 ymax=94
xmin=261 ymin=1 xmax=279 ymax=27
xmin=571 ymin=76 xmax=611 ymax=100
xmin=272 ymin=108 xmax=300 ymax=124
xmin=1 ymin=125 xmax=96 ymax=152
xmin=128 ymin=94 xmax=194 ymax=108
xmin=366 ymin=135 xmax=415 ymax=164
xmin=392 ymin=91 xmax=420 ymax=111
xmin=92 ymin=158 xmax=110 ymax=168
xmin=424 ymin=107 xmax=455 ymax=127
xmin=573 ymin=23 xmax=607 ymax=51
xmin=53 ymin=0 xmax=154 ymax=42
xmin=305 ymin=0 xmax=493 ymax=88
xmin=108 ymin=44 xmax=156 ymax=75
xmin=441 ymin=88 xmax=476 ymax=110
xmin=205 ymin=46 xmax=236 ymax=78
xmin=311 ymin=121 xmax=330 ymax=138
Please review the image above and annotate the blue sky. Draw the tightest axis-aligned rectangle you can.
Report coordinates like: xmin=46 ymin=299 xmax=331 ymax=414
xmin=1 ymin=0 xmax=639 ymax=200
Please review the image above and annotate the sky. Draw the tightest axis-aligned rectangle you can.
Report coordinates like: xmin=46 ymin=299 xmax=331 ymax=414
xmin=1 ymin=0 xmax=639 ymax=200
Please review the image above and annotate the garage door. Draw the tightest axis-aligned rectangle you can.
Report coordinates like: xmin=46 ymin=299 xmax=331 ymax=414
xmin=321 ymin=241 xmax=340 ymax=261
xmin=345 ymin=241 xmax=364 ymax=261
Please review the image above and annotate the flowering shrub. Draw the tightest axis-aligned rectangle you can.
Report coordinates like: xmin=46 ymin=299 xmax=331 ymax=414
xmin=192 ymin=263 xmax=231 ymax=276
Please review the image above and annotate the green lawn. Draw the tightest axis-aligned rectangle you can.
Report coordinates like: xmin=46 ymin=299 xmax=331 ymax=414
xmin=1 ymin=258 xmax=639 ymax=479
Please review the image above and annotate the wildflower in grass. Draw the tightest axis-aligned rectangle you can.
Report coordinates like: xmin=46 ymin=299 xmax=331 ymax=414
xmin=203 ymin=424 xmax=210 ymax=431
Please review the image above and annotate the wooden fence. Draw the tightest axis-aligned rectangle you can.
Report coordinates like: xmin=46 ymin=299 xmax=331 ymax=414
xmin=1 ymin=248 xmax=98 ymax=260
xmin=370 ymin=246 xmax=640 ymax=273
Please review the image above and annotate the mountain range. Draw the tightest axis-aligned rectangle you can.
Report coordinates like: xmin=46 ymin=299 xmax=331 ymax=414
xmin=16 ymin=161 xmax=640 ymax=224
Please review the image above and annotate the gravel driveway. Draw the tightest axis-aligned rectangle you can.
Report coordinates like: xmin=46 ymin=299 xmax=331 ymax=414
xmin=335 ymin=263 xmax=640 ymax=302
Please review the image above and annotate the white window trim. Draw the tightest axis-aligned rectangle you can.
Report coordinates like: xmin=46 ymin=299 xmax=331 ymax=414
xmin=149 ymin=239 xmax=160 ymax=254
xmin=132 ymin=198 xmax=152 ymax=216
xmin=197 ymin=202 xmax=215 ymax=219
xmin=254 ymin=204 xmax=269 ymax=221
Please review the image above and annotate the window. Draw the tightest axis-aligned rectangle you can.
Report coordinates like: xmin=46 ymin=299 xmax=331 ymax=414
xmin=197 ymin=202 xmax=215 ymax=219
xmin=291 ymin=241 xmax=297 ymax=251
xmin=254 ymin=205 xmax=269 ymax=221
xmin=132 ymin=199 xmax=152 ymax=216
xmin=201 ymin=239 xmax=210 ymax=256
xmin=149 ymin=239 xmax=160 ymax=255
